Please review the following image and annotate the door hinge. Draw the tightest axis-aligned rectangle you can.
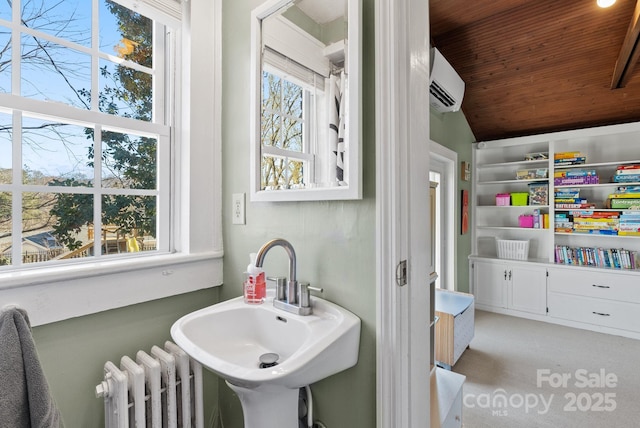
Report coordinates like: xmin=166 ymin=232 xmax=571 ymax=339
xmin=396 ymin=260 xmax=407 ymax=287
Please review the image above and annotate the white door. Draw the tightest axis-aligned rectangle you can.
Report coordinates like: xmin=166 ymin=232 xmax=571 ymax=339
xmin=509 ymin=265 xmax=547 ymax=314
xmin=375 ymin=0 xmax=431 ymax=426
xmin=473 ymin=260 xmax=508 ymax=308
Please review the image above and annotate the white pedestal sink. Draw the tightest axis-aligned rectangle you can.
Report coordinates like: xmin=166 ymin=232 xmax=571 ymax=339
xmin=170 ymin=293 xmax=361 ymax=428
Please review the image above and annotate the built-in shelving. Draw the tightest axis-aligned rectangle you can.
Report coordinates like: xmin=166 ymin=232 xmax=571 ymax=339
xmin=478 ymin=179 xmax=549 ymax=185
xmin=478 ymin=159 xmax=549 ymax=169
xmin=471 ymin=122 xmax=640 ymax=340
xmin=472 ymin=121 xmax=640 ymax=269
xmin=555 ymin=182 xmax=640 ymax=188
xmin=556 ymin=159 xmax=640 ymax=169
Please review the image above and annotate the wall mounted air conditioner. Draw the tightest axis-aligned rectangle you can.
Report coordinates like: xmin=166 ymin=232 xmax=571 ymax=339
xmin=429 ymin=47 xmax=465 ymax=113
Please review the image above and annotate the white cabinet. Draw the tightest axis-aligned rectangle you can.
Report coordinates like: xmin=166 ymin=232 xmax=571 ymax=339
xmin=473 ymin=259 xmax=506 ymax=308
xmin=547 ymin=267 xmax=640 ymax=333
xmin=472 ymin=259 xmax=547 ymax=315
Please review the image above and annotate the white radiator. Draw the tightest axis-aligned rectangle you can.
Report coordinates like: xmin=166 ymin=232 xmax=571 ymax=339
xmin=95 ymin=341 xmax=204 ymax=428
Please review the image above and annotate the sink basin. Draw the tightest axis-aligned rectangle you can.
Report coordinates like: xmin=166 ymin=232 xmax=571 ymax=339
xmin=170 ymin=293 xmax=361 ymax=389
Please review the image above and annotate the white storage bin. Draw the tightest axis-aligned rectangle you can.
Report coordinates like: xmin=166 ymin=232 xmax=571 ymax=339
xmin=496 ymin=238 xmax=530 ymax=260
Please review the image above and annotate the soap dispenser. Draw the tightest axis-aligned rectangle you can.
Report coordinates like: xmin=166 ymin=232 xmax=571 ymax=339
xmin=244 ymin=253 xmax=266 ymax=304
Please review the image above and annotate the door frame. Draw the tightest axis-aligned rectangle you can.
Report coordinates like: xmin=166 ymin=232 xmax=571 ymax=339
xmin=375 ymin=0 xmax=431 ymax=426
xmin=430 ymin=141 xmax=458 ymax=291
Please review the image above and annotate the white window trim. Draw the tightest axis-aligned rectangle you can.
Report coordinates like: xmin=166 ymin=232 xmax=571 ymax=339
xmin=0 ymin=0 xmax=223 ymax=327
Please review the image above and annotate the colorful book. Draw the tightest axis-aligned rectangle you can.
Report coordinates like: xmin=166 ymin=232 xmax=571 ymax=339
xmin=554 ymin=169 xmax=597 ymax=178
xmin=554 ymin=151 xmax=584 ymax=160
xmin=613 ymin=174 xmax=640 ymax=183
xmin=611 ymin=199 xmax=640 ymax=209
xmin=616 ymin=164 xmax=640 ymax=170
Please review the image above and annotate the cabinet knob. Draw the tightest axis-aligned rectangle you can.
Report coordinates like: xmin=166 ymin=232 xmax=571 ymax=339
xmin=504 ymin=270 xmax=507 ymax=280
xmin=508 ymin=270 xmax=512 ymax=280
xmin=592 ymin=284 xmax=610 ymax=289
xmin=592 ymin=311 xmax=610 ymax=317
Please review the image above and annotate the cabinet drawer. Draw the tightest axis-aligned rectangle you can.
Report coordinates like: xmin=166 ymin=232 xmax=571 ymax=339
xmin=547 ymin=268 xmax=640 ymax=304
xmin=548 ymin=292 xmax=640 ymax=332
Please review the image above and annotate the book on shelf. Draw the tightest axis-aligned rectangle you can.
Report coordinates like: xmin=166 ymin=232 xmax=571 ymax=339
xmin=554 ymin=189 xmax=581 ymax=199
xmin=613 ymin=174 xmax=640 ymax=183
xmin=572 ymin=229 xmax=618 ymax=235
xmin=554 ymin=245 xmax=638 ymax=270
xmin=610 ymin=199 xmax=640 ymax=209
xmin=554 ymin=151 xmax=584 ymax=160
xmin=555 ymin=203 xmax=596 ymax=209
xmin=554 ymin=176 xmax=599 ymax=185
xmin=615 ymin=168 xmax=640 ymax=176
xmin=615 ymin=185 xmax=640 ymax=193
xmin=608 ymin=193 xmax=640 ymax=198
xmin=616 ymin=164 xmax=640 ymax=171
xmin=554 ymin=157 xmax=586 ymax=166
xmin=554 ymin=169 xmax=597 ymax=178
xmin=555 ymin=198 xmax=587 ymax=203
xmin=570 ymin=211 xmax=619 ymax=218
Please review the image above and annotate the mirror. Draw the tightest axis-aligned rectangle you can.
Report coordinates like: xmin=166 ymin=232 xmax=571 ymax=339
xmin=250 ymin=0 xmax=362 ymax=201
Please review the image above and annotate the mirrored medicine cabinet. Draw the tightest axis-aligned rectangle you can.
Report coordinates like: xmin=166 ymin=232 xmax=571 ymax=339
xmin=249 ymin=0 xmax=362 ymax=201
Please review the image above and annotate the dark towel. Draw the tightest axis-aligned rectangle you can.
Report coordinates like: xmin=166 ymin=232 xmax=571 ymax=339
xmin=0 ymin=307 xmax=63 ymax=428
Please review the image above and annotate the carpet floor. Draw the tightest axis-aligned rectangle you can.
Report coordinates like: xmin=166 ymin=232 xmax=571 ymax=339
xmin=452 ymin=310 xmax=640 ymax=428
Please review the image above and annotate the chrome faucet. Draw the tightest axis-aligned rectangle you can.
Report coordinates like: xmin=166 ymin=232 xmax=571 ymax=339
xmin=255 ymin=238 xmax=313 ymax=316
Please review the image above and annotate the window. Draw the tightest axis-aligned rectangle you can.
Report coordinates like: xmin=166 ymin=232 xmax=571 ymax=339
xmin=261 ymin=66 xmax=316 ymax=190
xmin=0 ymin=0 xmax=222 ymax=326
xmin=0 ymin=0 xmax=175 ymax=269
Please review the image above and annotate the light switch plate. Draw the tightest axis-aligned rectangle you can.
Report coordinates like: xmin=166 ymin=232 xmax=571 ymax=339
xmin=232 ymin=193 xmax=245 ymax=225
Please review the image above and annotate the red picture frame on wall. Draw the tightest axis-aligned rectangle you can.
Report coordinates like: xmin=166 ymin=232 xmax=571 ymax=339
xmin=461 ymin=190 xmax=469 ymax=234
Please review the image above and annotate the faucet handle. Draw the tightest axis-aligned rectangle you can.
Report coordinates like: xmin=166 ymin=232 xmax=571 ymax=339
xmin=307 ymin=286 xmax=323 ymax=294
xmin=299 ymin=283 xmax=323 ymax=308
xmin=267 ymin=276 xmax=287 ymax=300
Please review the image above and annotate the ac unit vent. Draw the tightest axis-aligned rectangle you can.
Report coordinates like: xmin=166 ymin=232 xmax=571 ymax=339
xmin=429 ymin=47 xmax=465 ymax=113
xmin=429 ymin=81 xmax=456 ymax=108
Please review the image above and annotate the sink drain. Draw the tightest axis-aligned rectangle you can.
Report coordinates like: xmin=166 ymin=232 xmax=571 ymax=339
xmin=259 ymin=352 xmax=279 ymax=368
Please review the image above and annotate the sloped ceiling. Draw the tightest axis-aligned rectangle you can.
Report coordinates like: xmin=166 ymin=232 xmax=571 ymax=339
xmin=431 ymin=0 xmax=640 ymax=142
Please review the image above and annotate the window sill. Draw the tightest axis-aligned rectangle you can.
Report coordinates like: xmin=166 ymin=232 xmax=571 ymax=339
xmin=0 ymin=251 xmax=223 ymax=326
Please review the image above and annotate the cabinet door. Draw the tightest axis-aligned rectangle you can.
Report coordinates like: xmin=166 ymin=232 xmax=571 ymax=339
xmin=473 ymin=261 xmax=507 ymax=308
xmin=509 ymin=265 xmax=547 ymax=314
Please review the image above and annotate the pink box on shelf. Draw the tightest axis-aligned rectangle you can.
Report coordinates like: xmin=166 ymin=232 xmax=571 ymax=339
xmin=518 ymin=214 xmax=534 ymax=228
xmin=496 ymin=193 xmax=511 ymax=206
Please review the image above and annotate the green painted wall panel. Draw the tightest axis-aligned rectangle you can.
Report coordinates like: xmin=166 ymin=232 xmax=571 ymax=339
xmin=220 ymin=0 xmax=376 ymax=426
xmin=32 ymin=288 xmax=220 ymax=428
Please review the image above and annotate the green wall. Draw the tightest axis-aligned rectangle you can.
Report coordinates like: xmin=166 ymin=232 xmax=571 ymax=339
xmin=220 ymin=0 xmax=377 ymax=426
xmin=430 ymin=110 xmax=476 ymax=293
xmin=32 ymin=288 xmax=220 ymax=427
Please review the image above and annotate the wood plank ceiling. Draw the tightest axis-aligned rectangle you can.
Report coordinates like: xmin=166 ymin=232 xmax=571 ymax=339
xmin=430 ymin=0 xmax=640 ymax=142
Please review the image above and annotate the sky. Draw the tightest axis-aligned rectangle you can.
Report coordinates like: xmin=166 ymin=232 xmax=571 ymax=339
xmin=0 ymin=0 xmax=147 ymax=181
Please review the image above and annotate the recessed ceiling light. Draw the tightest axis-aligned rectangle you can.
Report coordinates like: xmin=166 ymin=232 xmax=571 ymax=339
xmin=597 ymin=0 xmax=616 ymax=8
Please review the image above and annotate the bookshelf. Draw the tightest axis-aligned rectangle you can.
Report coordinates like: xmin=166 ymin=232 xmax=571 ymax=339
xmin=470 ymin=121 xmax=640 ymax=339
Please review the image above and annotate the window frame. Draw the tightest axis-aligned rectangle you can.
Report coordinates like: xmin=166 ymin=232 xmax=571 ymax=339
xmin=0 ymin=0 xmax=223 ymax=326
xmin=260 ymin=65 xmax=316 ymax=189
